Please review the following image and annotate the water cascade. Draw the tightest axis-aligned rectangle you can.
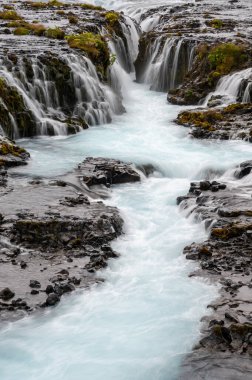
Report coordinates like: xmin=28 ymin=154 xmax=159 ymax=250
xmin=0 ymin=14 xmax=139 ymax=139
xmin=205 ymin=67 xmax=252 ymax=105
xmin=0 ymin=1 xmax=252 ymax=380
xmin=138 ymin=37 xmax=196 ymax=92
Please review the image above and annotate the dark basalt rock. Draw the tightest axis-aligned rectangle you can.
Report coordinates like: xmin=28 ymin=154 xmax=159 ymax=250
xmin=78 ymin=157 xmax=141 ymax=187
xmin=0 ymin=156 xmax=141 ymax=321
xmin=178 ymin=160 xmax=252 ymax=359
xmin=0 ymin=287 xmax=15 ymax=301
xmin=176 ymin=104 xmax=252 ymax=142
xmin=45 ymin=293 xmax=60 ymax=307
xmin=29 ymin=280 xmax=41 ymax=289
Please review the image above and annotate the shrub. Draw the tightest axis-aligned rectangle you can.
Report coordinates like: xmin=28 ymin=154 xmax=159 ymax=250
xmin=208 ymin=43 xmax=247 ymax=75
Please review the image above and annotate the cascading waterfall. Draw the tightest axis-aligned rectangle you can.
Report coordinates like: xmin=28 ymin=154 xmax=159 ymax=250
xmin=142 ymin=37 xmax=196 ymax=92
xmin=0 ymin=14 xmax=139 ymax=139
xmin=204 ymin=67 xmax=252 ymax=105
xmin=242 ymin=81 xmax=252 ymax=103
xmin=0 ymin=54 xmax=119 ymax=137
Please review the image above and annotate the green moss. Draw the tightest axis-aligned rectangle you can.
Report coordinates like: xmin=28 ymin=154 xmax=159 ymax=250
xmin=8 ymin=21 xmax=46 ymax=36
xmin=26 ymin=0 xmax=64 ymax=8
xmin=211 ymin=223 xmax=251 ymax=240
xmin=68 ymin=15 xmax=78 ymax=25
xmin=0 ymin=141 xmax=25 ymax=157
xmin=105 ymin=11 xmax=120 ymax=26
xmin=45 ymin=27 xmax=65 ymax=39
xmin=0 ymin=77 xmax=36 ymax=138
xmin=80 ymin=3 xmax=104 ymax=11
xmin=66 ymin=33 xmax=110 ymax=78
xmin=177 ymin=109 xmax=223 ymax=129
xmin=230 ymin=323 xmax=252 ymax=337
xmin=208 ymin=43 xmax=247 ymax=75
xmin=0 ymin=10 xmax=23 ymax=20
xmin=13 ymin=27 xmax=30 ymax=36
xmin=206 ymin=19 xmax=223 ymax=29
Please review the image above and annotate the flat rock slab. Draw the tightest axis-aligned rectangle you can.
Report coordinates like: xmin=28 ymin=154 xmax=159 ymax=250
xmin=78 ymin=157 xmax=141 ymax=187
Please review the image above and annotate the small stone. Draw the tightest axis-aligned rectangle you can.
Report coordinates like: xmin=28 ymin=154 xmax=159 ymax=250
xmin=61 ymin=283 xmax=75 ymax=293
xmin=211 ymin=185 xmax=219 ymax=192
xmin=0 ymin=287 xmax=15 ymax=301
xmin=200 ymin=181 xmax=211 ymax=191
xmin=29 ymin=280 xmax=41 ymax=289
xmin=20 ymin=261 xmax=27 ymax=269
xmin=31 ymin=289 xmax=39 ymax=295
xmin=45 ymin=285 xmax=54 ymax=294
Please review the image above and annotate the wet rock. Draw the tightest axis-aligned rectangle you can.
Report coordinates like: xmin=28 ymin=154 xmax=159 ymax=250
xmin=0 ymin=136 xmax=30 ymax=168
xmin=46 ymin=293 xmax=60 ymax=307
xmin=176 ymin=104 xmax=252 ymax=142
xmin=178 ymin=159 xmax=252 ymax=358
xmin=20 ymin=261 xmax=27 ymax=269
xmin=31 ymin=289 xmax=39 ymax=295
xmin=29 ymin=280 xmax=41 ymax=289
xmin=0 ymin=287 xmax=15 ymax=301
xmin=45 ymin=285 xmax=54 ymax=295
xmin=78 ymin=157 xmax=141 ymax=187
xmin=225 ymin=311 xmax=240 ymax=323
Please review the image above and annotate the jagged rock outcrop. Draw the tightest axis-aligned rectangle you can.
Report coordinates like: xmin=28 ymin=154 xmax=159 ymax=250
xmin=177 ymin=162 xmax=252 ymax=359
xmin=176 ymin=103 xmax=252 ymax=141
xmin=135 ymin=0 xmax=252 ymax=104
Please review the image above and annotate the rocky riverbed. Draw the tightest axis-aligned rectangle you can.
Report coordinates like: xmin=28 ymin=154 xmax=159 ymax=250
xmin=177 ymin=164 xmax=252 ymax=377
xmin=0 ymin=151 xmax=142 ymax=321
xmin=0 ymin=0 xmax=252 ymax=379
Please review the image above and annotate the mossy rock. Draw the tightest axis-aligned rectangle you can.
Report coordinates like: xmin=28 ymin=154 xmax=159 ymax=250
xmin=211 ymin=223 xmax=252 ymax=240
xmin=0 ymin=137 xmax=30 ymax=167
xmin=66 ymin=33 xmax=110 ymax=79
xmin=0 ymin=78 xmax=36 ymax=138
xmin=45 ymin=27 xmax=65 ymax=39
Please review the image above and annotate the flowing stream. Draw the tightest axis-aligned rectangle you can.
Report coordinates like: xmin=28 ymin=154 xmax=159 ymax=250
xmin=1 ymin=1 xmax=252 ymax=380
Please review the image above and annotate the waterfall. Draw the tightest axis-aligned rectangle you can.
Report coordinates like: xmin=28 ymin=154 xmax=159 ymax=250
xmin=0 ymin=15 xmax=139 ymax=139
xmin=141 ymin=37 xmax=196 ymax=92
xmin=170 ymin=39 xmax=183 ymax=90
xmin=205 ymin=67 xmax=252 ymax=106
xmin=242 ymin=81 xmax=252 ymax=103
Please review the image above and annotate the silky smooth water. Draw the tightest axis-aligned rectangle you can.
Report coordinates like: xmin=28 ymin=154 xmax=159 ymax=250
xmin=1 ymin=1 xmax=252 ymax=380
xmin=2 ymin=72 xmax=252 ymax=380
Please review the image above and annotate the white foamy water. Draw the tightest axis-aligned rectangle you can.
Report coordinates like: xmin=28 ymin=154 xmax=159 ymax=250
xmin=2 ymin=72 xmax=252 ymax=380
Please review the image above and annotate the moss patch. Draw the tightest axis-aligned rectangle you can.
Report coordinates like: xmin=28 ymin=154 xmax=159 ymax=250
xmin=45 ymin=27 xmax=65 ymax=39
xmin=66 ymin=33 xmax=110 ymax=78
xmin=177 ymin=109 xmax=223 ymax=130
xmin=208 ymin=43 xmax=248 ymax=76
xmin=0 ymin=10 xmax=23 ymax=20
